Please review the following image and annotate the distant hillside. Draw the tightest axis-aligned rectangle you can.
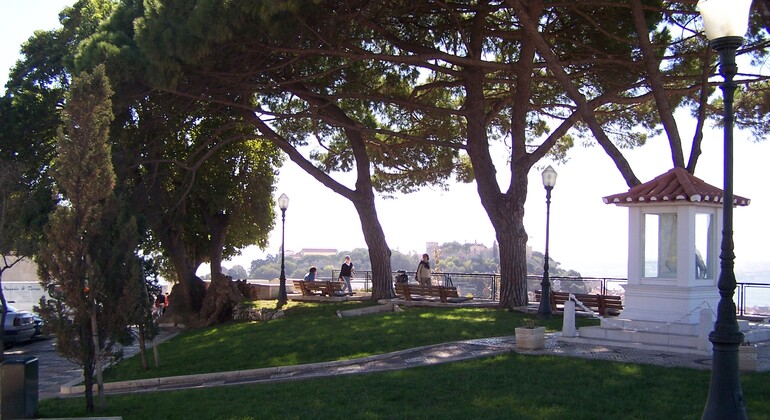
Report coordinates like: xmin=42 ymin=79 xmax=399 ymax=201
xmin=203 ymin=241 xmax=581 ymax=280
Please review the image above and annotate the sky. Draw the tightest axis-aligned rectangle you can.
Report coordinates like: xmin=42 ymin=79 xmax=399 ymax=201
xmin=2 ymin=1 xmax=769 ymax=279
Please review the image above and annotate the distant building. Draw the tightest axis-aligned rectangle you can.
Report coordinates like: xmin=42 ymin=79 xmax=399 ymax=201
xmin=425 ymin=242 xmax=439 ymax=256
xmin=469 ymin=242 xmax=488 ymax=256
xmin=2 ymin=258 xmax=48 ymax=312
xmin=297 ymin=248 xmax=337 ymax=257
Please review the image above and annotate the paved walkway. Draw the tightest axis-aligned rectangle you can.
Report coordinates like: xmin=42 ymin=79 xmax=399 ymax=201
xmin=3 ymin=327 xmax=184 ymax=400
xmin=11 ymin=327 xmax=766 ymax=400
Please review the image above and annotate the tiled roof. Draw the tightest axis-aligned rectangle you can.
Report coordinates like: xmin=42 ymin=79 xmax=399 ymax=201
xmin=603 ymin=167 xmax=750 ymax=206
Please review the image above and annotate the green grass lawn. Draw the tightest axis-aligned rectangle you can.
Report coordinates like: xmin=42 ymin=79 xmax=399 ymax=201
xmin=102 ymin=301 xmax=592 ymax=382
xmin=38 ymin=301 xmax=770 ymax=419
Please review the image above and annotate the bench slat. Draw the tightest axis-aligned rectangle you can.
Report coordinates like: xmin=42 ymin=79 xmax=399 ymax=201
xmin=533 ymin=290 xmax=623 ymax=316
xmin=395 ymin=283 xmax=470 ymax=303
xmin=293 ymin=280 xmax=353 ymax=297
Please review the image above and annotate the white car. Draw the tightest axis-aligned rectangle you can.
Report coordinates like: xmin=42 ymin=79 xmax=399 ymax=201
xmin=2 ymin=304 xmax=36 ymax=346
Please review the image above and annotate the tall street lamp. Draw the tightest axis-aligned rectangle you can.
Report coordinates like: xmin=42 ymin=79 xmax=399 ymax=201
xmin=697 ymin=0 xmax=752 ymax=418
xmin=277 ymin=193 xmax=290 ymax=308
xmin=537 ymin=165 xmax=557 ymax=320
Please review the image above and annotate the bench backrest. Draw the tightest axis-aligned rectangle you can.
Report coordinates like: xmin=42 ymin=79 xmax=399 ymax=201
xmin=395 ymin=283 xmax=459 ymax=302
xmin=294 ymin=280 xmax=345 ymax=296
xmin=534 ymin=290 xmax=623 ymax=316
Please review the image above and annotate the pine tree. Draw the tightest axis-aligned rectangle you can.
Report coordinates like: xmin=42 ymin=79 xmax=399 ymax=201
xmin=37 ymin=65 xmax=144 ymax=414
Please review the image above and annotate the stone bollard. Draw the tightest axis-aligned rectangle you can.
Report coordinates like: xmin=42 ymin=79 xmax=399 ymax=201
xmin=562 ymin=299 xmax=577 ymax=337
xmin=337 ymin=302 xmax=402 ymax=318
xmin=698 ymin=309 xmax=713 ymax=353
xmin=739 ymin=344 xmax=758 ymax=372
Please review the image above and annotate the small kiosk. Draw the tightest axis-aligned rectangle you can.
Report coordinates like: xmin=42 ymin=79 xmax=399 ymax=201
xmin=607 ymin=167 xmax=750 ymax=324
xmin=563 ymin=168 xmax=751 ymax=354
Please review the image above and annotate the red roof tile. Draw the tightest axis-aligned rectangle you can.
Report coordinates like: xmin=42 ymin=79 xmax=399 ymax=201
xmin=603 ymin=167 xmax=750 ymax=206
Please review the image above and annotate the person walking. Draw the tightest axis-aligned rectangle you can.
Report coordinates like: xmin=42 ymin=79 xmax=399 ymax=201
xmin=339 ymin=255 xmax=355 ymax=294
xmin=416 ymin=253 xmax=432 ymax=286
xmin=154 ymin=292 xmax=166 ymax=317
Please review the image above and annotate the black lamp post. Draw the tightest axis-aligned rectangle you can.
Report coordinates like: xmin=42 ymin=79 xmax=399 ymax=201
xmin=277 ymin=193 xmax=289 ymax=308
xmin=537 ymin=165 xmax=557 ymax=320
xmin=697 ymin=1 xmax=752 ymax=418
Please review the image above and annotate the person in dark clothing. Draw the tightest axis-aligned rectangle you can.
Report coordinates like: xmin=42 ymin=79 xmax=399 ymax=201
xmin=154 ymin=292 xmax=166 ymax=316
xmin=416 ymin=254 xmax=432 ymax=286
xmin=339 ymin=255 xmax=355 ymax=293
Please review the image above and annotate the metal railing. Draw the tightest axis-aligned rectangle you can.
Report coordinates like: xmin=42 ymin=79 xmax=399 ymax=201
xmin=737 ymin=282 xmax=770 ymax=317
xmin=328 ymin=269 xmax=769 ymax=317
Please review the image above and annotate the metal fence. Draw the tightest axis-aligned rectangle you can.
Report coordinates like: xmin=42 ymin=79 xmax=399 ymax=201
xmin=331 ymin=269 xmax=769 ymax=317
xmin=737 ymin=282 xmax=770 ymax=317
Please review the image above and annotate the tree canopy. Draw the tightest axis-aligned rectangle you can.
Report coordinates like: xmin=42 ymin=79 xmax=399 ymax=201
xmin=2 ymin=0 xmax=284 ymax=322
xmin=4 ymin=0 xmax=769 ymax=313
xmin=119 ymin=0 xmax=768 ymax=308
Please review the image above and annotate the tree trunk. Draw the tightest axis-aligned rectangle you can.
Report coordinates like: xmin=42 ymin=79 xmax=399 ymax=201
xmin=207 ymin=213 xmax=229 ymax=279
xmin=82 ymin=326 xmax=95 ymax=414
xmin=473 ymin=168 xmax=530 ymax=310
xmin=138 ymin=328 xmax=148 ymax=370
xmin=83 ymin=369 xmax=94 ymax=414
xmin=89 ymin=304 xmax=105 ymax=411
xmin=495 ymin=214 xmax=530 ymax=309
xmin=200 ymin=272 xmax=244 ymax=326
xmin=352 ymin=196 xmax=393 ymax=300
xmin=153 ymin=336 xmax=160 ymax=368
xmin=154 ymin=223 xmax=205 ymax=318
xmin=248 ymin=93 xmax=395 ymax=300
xmin=462 ymin=60 xmax=532 ymax=309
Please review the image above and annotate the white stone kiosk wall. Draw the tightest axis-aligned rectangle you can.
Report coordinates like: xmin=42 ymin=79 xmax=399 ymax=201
xmin=561 ymin=168 xmax=751 ymax=354
xmin=620 ymin=201 xmax=721 ymax=325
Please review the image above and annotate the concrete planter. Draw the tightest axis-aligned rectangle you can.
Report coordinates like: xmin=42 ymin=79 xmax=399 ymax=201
xmin=515 ymin=326 xmax=545 ymax=350
xmin=739 ymin=345 xmax=757 ymax=372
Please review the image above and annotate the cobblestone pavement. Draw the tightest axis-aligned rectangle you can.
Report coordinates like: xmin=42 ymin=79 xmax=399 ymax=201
xmin=4 ymin=335 xmax=81 ymax=399
xmin=3 ymin=326 xmax=181 ymax=400
xmin=10 ymin=330 xmax=766 ymax=400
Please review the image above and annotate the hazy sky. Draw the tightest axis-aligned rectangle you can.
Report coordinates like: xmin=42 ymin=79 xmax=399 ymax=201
xmin=3 ymin=1 xmax=768 ymax=279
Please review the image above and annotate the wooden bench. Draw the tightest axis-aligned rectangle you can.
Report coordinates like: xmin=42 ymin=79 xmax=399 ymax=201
xmin=293 ymin=280 xmax=353 ymax=297
xmin=394 ymin=283 xmax=472 ymax=303
xmin=533 ymin=290 xmax=622 ymax=316
xmin=601 ymin=295 xmax=624 ymax=315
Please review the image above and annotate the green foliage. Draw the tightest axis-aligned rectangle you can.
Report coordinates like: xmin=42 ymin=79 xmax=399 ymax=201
xmin=18 ymin=0 xmax=770 ymax=314
xmin=238 ymin=241 xmax=578 ymax=280
xmin=102 ymin=302 xmax=590 ymax=382
xmin=40 ymin=302 xmax=770 ymax=419
xmin=71 ymin=0 xmax=283 ymax=309
xmin=0 ymin=163 xmax=48 ymax=259
xmin=36 ymin=65 xmax=145 ymax=413
xmin=0 ymin=160 xmax=53 ymax=351
xmin=43 ymin=356 xmax=770 ymax=420
xmin=734 ymin=81 xmax=770 ymax=141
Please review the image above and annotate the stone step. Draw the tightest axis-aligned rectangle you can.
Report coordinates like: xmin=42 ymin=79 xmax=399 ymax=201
xmin=563 ymin=321 xmax=770 ymax=356
xmin=744 ymin=325 xmax=770 ymax=343
xmin=560 ymin=323 xmax=711 ymax=355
